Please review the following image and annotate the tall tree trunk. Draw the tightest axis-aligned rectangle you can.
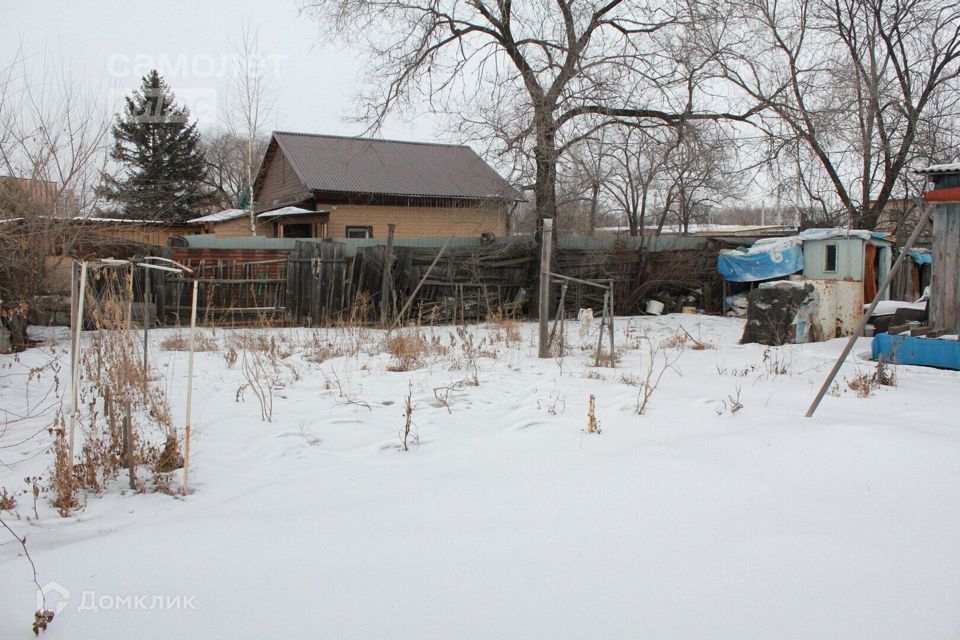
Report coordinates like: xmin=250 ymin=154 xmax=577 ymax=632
xmin=531 ymin=121 xmax=559 ymax=318
xmin=588 ymin=183 xmax=599 ymax=236
xmin=533 ymin=127 xmax=559 ymax=239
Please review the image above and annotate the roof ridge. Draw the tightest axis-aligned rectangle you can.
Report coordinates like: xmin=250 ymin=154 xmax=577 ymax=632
xmin=272 ymin=130 xmax=473 ymax=150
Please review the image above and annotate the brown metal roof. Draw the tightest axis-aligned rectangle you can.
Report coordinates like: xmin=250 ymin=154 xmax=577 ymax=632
xmin=270 ymin=131 xmax=519 ymax=201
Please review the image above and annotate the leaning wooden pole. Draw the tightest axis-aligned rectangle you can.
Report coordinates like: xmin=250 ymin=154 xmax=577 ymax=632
xmin=182 ymin=278 xmax=199 ymax=496
xmin=388 ymin=234 xmax=455 ymax=334
xmin=805 ymin=210 xmax=932 ymax=418
xmin=538 ymin=218 xmax=554 ymax=358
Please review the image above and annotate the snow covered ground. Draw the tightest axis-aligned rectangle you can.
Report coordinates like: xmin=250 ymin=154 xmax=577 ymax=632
xmin=1 ymin=315 xmax=959 ymax=639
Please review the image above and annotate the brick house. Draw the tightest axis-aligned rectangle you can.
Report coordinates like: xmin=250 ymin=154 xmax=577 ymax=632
xmin=250 ymin=131 xmax=518 ymax=239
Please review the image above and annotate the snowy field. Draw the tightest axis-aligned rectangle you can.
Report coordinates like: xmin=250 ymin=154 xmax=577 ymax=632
xmin=1 ymin=314 xmax=959 ymax=639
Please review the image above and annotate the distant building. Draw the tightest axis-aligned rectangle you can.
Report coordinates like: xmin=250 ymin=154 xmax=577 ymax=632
xmin=249 ymin=131 xmax=519 ymax=239
xmin=0 ymin=176 xmax=78 ymax=217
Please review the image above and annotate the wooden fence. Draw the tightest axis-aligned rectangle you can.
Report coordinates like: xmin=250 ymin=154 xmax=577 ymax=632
xmin=160 ymin=236 xmax=724 ymax=326
xmin=161 ymin=248 xmax=289 ymax=325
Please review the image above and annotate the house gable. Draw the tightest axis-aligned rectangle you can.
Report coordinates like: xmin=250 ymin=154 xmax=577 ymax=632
xmin=253 ymin=140 xmax=312 ymax=212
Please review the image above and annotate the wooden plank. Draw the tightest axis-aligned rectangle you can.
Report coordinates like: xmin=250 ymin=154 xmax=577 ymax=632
xmin=286 ymin=248 xmax=299 ymax=324
xmin=310 ymin=242 xmax=323 ymax=326
xmin=380 ymin=223 xmax=396 ymax=326
xmin=332 ymin=243 xmax=346 ymax=318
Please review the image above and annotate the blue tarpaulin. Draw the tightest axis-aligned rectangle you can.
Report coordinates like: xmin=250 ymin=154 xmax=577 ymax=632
xmin=717 ymin=228 xmax=893 ymax=283
xmin=717 ymin=237 xmax=804 ymax=282
xmin=908 ymin=250 xmax=933 ymax=265
xmin=872 ymin=333 xmax=960 ymax=370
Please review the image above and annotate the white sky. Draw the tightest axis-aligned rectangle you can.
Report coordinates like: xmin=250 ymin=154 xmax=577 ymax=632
xmin=1 ymin=0 xmax=439 ymax=141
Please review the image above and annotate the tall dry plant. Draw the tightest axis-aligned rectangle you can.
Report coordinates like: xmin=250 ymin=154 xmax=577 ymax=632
xmin=51 ymin=267 xmax=181 ymax=512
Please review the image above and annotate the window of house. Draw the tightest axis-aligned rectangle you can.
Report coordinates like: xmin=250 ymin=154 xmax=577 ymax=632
xmin=278 ymin=160 xmax=285 ymax=186
xmin=346 ymin=226 xmax=373 ymax=239
xmin=824 ymin=243 xmax=838 ymax=273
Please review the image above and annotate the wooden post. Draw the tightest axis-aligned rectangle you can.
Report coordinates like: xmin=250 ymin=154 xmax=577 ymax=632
xmin=182 ymin=278 xmax=198 ymax=496
xmin=70 ymin=261 xmax=78 ymax=383
xmin=142 ymin=267 xmax=150 ymax=396
xmin=595 ymin=290 xmax=608 ymax=366
xmin=380 ymin=223 xmax=396 ymax=327
xmin=126 ymin=263 xmax=135 ymax=331
xmin=549 ymin=282 xmax=568 ymax=344
xmin=123 ymin=399 xmax=135 ymax=490
xmin=68 ymin=261 xmax=88 ymax=468
xmin=608 ymin=280 xmax=615 ymax=365
xmin=538 ymin=218 xmax=554 ymax=358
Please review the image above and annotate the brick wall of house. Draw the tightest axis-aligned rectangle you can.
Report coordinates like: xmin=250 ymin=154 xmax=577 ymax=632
xmin=320 ymin=203 xmax=507 ymax=238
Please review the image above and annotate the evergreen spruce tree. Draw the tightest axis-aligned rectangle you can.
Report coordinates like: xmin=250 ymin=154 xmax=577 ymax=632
xmin=100 ymin=70 xmax=211 ymax=222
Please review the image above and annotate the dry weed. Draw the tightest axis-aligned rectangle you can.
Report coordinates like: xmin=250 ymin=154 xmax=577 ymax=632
xmin=847 ymin=373 xmax=876 ymax=398
xmin=160 ymin=331 xmax=218 ymax=352
xmin=386 ymin=330 xmax=448 ymax=372
xmin=586 ymin=394 xmax=600 ymax=434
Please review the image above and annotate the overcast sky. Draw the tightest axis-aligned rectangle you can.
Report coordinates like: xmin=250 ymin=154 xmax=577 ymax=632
xmin=2 ymin=0 xmax=439 ymax=142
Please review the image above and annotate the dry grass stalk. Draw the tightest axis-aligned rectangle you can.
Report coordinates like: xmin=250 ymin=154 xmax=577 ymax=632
xmin=637 ymin=331 xmax=684 ymax=415
xmin=586 ymin=394 xmax=600 ymax=433
xmin=401 ymin=383 xmax=415 ymax=451
xmin=847 ymin=373 xmax=876 ymax=398
xmin=386 ymin=329 xmax=449 ymax=372
xmin=873 ymin=355 xmax=896 ymax=387
xmin=160 ymin=331 xmax=218 ymax=352
xmin=239 ymin=349 xmax=273 ymax=422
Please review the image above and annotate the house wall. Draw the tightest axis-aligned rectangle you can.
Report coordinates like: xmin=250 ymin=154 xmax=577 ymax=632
xmin=803 ymin=238 xmax=865 ymax=281
xmin=319 ymin=203 xmax=507 ymax=238
xmin=256 ymin=146 xmax=311 ymax=210
xmin=203 ymin=217 xmax=273 ymax=237
xmin=90 ymin=223 xmax=194 ymax=247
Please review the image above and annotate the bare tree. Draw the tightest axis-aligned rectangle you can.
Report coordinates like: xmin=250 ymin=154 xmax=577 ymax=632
xmin=301 ymin=0 xmax=762 ymax=243
xmin=0 ymin=50 xmax=111 ymax=348
xmin=225 ymin=21 xmax=276 ymax=235
xmin=602 ymin=125 xmax=677 ymax=236
xmin=724 ymin=0 xmax=960 ymax=229
xmin=203 ymin=128 xmax=268 ymax=210
xmin=658 ymin=122 xmax=742 ymax=234
xmin=565 ymin=129 xmax=611 ymax=236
